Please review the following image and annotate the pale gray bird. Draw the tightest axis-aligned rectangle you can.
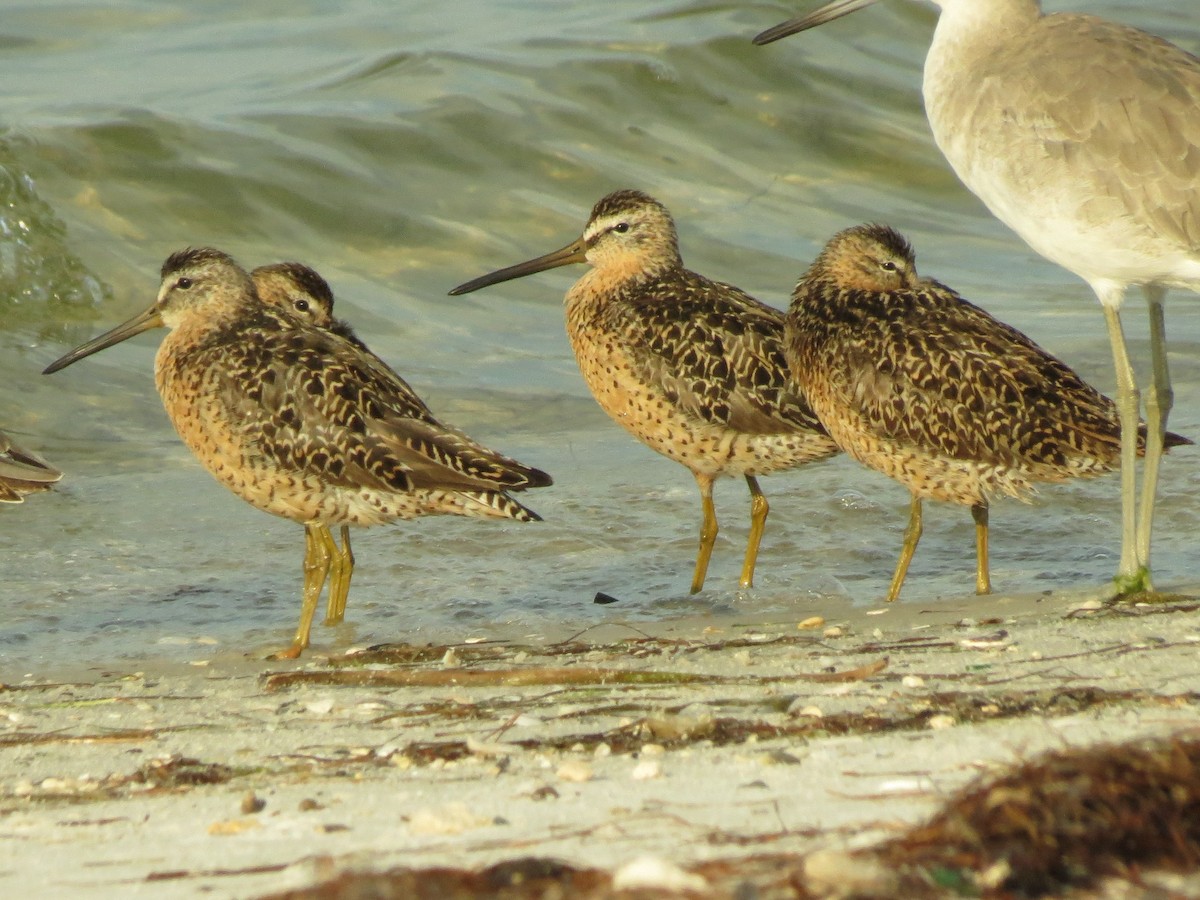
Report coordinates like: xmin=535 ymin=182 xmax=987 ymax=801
xmin=755 ymin=0 xmax=1200 ymax=596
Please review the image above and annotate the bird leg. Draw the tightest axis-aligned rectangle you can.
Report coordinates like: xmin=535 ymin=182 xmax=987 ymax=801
xmin=739 ymin=475 xmax=769 ymax=589
xmin=886 ymin=494 xmax=923 ymax=602
xmin=324 ymin=524 xmax=355 ymax=625
xmin=690 ymin=472 xmax=718 ymax=594
xmin=1136 ymin=286 xmax=1171 ymax=584
xmin=274 ymin=523 xmax=334 ymax=659
xmin=1101 ymin=303 xmax=1148 ymax=594
xmin=972 ymin=502 xmax=991 ymax=595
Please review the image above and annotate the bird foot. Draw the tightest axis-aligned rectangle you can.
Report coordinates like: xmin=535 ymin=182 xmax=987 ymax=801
xmin=1111 ymin=568 xmax=1153 ymax=599
xmin=268 ymin=643 xmax=305 ymax=661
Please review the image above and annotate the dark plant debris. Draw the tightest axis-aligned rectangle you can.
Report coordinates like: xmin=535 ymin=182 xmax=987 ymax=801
xmin=257 ymin=737 xmax=1200 ymax=900
xmin=871 ymin=734 xmax=1200 ymax=897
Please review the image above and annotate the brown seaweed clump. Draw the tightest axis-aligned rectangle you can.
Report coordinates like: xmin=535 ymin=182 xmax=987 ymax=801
xmin=877 ymin=735 xmax=1200 ymax=896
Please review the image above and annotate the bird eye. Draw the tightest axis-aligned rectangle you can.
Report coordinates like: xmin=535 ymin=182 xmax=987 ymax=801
xmin=880 ymin=261 xmax=898 ymax=272
xmin=294 ymin=299 xmax=310 ymax=313
xmin=177 ymin=276 xmax=193 ymax=289
xmin=613 ymin=222 xmax=630 ymax=234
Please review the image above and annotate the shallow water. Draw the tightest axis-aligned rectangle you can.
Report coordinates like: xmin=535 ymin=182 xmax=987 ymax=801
xmin=2 ymin=1 xmax=1197 ymax=676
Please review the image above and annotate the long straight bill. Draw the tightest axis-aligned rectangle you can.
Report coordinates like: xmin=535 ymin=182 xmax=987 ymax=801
xmin=43 ymin=305 xmax=164 ymax=374
xmin=753 ymin=0 xmax=881 ymax=45
xmin=448 ymin=238 xmax=587 ymax=296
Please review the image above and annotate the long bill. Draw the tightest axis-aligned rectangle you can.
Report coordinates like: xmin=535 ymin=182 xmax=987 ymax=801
xmin=42 ymin=305 xmax=165 ymax=375
xmin=448 ymin=238 xmax=587 ymax=296
xmin=753 ymin=0 xmax=880 ymax=45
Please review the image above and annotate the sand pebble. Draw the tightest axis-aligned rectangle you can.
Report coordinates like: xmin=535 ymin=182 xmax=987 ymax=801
xmin=441 ymin=648 xmax=461 ymax=667
xmin=901 ymin=675 xmax=925 ymax=688
xmin=644 ymin=712 xmax=710 ymax=741
xmin=1069 ymin=599 xmax=1104 ymax=613
xmin=408 ymin=802 xmax=493 ymax=835
xmin=927 ymin=714 xmax=956 ymax=730
xmin=877 ymin=778 xmax=928 ymax=794
xmin=631 ymin=759 xmax=661 ymax=780
xmin=804 ymin=848 xmax=895 ymax=896
xmin=556 ymin=759 xmax=593 ymax=783
xmin=466 ymin=737 xmax=514 ymax=758
xmin=208 ymin=817 xmax=261 ymax=836
xmin=612 ymin=856 xmax=708 ymax=893
xmin=304 ymin=698 xmax=335 ymax=716
xmin=823 ymin=626 xmax=844 ymax=638
xmin=789 ymin=701 xmax=823 ymax=718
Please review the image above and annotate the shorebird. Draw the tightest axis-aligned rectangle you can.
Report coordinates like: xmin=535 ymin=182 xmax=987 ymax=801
xmin=252 ymin=261 xmax=364 ymax=348
xmin=450 ymin=189 xmax=839 ymax=593
xmin=250 ymin=261 xmax=368 ymax=625
xmin=0 ymin=428 xmax=62 ymax=504
xmin=786 ymin=223 xmax=1190 ymax=601
xmin=754 ymin=0 xmax=1200 ymax=596
xmin=43 ymin=248 xmax=551 ymax=657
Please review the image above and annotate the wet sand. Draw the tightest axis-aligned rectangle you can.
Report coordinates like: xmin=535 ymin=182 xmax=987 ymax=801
xmin=2 ymin=583 xmax=1199 ymax=898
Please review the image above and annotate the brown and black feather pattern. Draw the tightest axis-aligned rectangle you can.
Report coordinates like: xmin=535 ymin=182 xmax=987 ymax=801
xmin=564 ymin=191 xmax=838 ymax=477
xmin=154 ymin=249 xmax=549 ymax=527
xmin=0 ymin=428 xmax=62 ymax=504
xmin=251 ymin=261 xmax=367 ymax=349
xmin=785 ymin=223 xmax=1189 ymax=507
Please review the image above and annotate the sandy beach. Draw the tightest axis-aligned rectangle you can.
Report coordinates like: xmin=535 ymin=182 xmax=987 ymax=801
xmin=3 ymin=582 xmax=1200 ymax=899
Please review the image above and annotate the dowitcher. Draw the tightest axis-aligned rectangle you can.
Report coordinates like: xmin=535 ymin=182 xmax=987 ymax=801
xmin=249 ymin=260 xmax=429 ymax=625
xmin=450 ymin=189 xmax=839 ymax=593
xmin=250 ymin=261 xmax=367 ymax=626
xmin=755 ymin=1 xmax=1200 ymax=595
xmin=0 ymin=428 xmax=62 ymax=504
xmin=785 ymin=223 xmax=1190 ymax=601
xmin=252 ymin=261 xmax=364 ymax=348
xmin=43 ymin=248 xmax=551 ymax=657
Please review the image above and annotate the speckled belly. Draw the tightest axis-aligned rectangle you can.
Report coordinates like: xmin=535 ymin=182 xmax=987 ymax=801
xmin=801 ymin=375 xmax=1034 ymax=508
xmin=154 ymin=364 xmax=511 ymax=529
xmin=568 ymin=325 xmax=831 ymax=480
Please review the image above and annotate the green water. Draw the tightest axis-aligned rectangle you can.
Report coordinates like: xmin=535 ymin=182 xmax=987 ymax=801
xmin=2 ymin=1 xmax=1197 ymax=674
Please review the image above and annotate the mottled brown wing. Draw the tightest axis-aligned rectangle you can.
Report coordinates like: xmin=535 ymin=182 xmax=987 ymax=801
xmin=969 ymin=14 xmax=1200 ymax=251
xmin=613 ymin=270 xmax=827 ymax=437
xmin=827 ymin=283 xmax=1123 ymax=468
xmin=213 ymin=322 xmax=548 ymax=496
xmin=0 ymin=429 xmax=62 ymax=502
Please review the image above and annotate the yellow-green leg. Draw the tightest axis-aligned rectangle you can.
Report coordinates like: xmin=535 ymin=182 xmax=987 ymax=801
xmin=274 ymin=524 xmax=334 ymax=659
xmin=886 ymin=494 xmax=923 ymax=602
xmin=324 ymin=524 xmax=355 ymax=625
xmin=690 ymin=472 xmax=718 ymax=594
xmin=738 ymin=476 xmax=769 ymax=589
xmin=1102 ymin=303 xmax=1148 ymax=594
xmin=972 ymin=503 xmax=991 ymax=595
xmin=1136 ymin=286 xmax=1170 ymax=587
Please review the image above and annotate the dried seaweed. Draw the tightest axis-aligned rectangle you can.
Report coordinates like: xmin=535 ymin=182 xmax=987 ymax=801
xmin=256 ymin=737 xmax=1200 ymax=900
xmin=261 ymin=659 xmax=886 ymax=692
xmin=875 ymin=735 xmax=1200 ymax=897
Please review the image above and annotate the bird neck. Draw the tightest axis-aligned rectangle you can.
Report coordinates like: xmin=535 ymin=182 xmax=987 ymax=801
xmin=927 ymin=0 xmax=1039 ymax=70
